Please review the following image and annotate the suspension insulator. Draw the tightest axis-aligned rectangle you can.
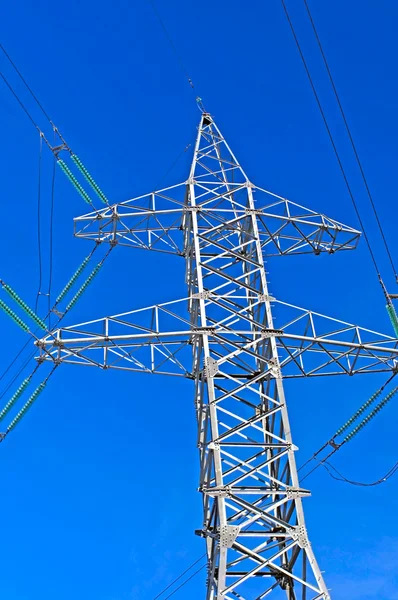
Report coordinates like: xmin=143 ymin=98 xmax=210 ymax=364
xmin=386 ymin=303 xmax=398 ymax=337
xmin=6 ymin=381 xmax=47 ymax=433
xmin=56 ymin=256 xmax=91 ymax=304
xmin=343 ymin=386 xmax=398 ymax=444
xmin=0 ymin=299 xmax=30 ymax=331
xmin=58 ymin=159 xmax=93 ymax=205
xmin=3 ymin=284 xmax=47 ymax=330
xmin=334 ymin=388 xmax=382 ymax=438
xmin=0 ymin=378 xmax=30 ymax=422
xmin=71 ymin=155 xmax=108 ymax=204
xmin=65 ymin=263 xmax=102 ymax=312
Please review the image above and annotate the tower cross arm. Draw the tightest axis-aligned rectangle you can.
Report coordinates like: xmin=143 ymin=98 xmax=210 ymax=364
xmin=37 ymin=296 xmax=398 ymax=378
xmin=73 ymin=186 xmax=360 ymax=257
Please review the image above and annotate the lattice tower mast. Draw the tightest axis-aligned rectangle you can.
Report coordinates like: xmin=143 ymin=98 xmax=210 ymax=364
xmin=39 ymin=112 xmax=398 ymax=599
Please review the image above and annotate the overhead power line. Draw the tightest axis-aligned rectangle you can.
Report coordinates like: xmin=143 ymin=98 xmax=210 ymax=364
xmin=35 ymin=134 xmax=44 ymax=312
xmin=0 ymin=69 xmax=42 ymax=134
xmin=0 ymin=43 xmax=68 ymax=153
xmin=322 ymin=458 xmax=398 ymax=487
xmin=147 ymin=0 xmax=205 ymax=112
xmin=148 ymin=1 xmax=194 ymax=89
xmin=154 ymin=377 xmax=398 ymax=599
xmin=279 ymin=0 xmax=386 ymax=286
xmin=299 ymin=372 xmax=398 ymax=483
xmin=0 ymin=43 xmax=52 ymax=123
xmin=47 ymin=152 xmax=56 ymax=322
xmin=152 ymin=554 xmax=206 ymax=600
xmin=161 ymin=563 xmax=206 ymax=599
xmin=302 ymin=0 xmax=397 ymax=282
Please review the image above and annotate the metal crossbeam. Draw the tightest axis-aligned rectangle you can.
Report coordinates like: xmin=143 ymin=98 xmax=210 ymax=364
xmin=39 ymin=113 xmax=395 ymax=599
xmin=38 ymin=296 xmax=398 ymax=378
xmin=73 ymin=191 xmax=360 ymax=258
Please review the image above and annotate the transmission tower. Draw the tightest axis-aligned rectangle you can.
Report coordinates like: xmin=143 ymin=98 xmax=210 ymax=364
xmin=38 ymin=112 xmax=398 ymax=599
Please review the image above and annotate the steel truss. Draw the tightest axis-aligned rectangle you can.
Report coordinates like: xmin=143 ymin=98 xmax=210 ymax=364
xmin=39 ymin=113 xmax=397 ymax=599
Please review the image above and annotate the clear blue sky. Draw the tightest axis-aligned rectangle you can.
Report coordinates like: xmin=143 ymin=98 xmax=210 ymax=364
xmin=1 ymin=1 xmax=398 ymax=598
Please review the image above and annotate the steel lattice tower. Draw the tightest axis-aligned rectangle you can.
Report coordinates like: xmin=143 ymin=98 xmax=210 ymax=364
xmin=38 ymin=112 xmax=398 ymax=599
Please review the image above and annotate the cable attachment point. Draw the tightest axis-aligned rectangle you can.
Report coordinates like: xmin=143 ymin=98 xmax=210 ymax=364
xmin=51 ymin=143 xmax=68 ymax=157
xmin=378 ymin=274 xmax=390 ymax=303
xmin=328 ymin=438 xmax=341 ymax=450
xmin=196 ymin=97 xmax=206 ymax=113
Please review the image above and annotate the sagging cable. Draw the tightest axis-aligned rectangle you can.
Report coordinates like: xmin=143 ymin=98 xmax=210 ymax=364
xmin=300 ymin=376 xmax=397 ymax=482
xmin=2 ymin=283 xmax=47 ymax=330
xmin=57 ymin=159 xmax=93 ymax=206
xmin=65 ymin=262 xmax=103 ymax=311
xmin=71 ymin=155 xmax=109 ymax=204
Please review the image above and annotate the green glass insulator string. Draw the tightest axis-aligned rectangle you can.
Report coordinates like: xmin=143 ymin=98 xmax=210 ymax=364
xmin=342 ymin=386 xmax=398 ymax=444
xmin=334 ymin=388 xmax=383 ymax=439
xmin=57 ymin=159 xmax=93 ymax=205
xmin=65 ymin=262 xmax=103 ymax=312
xmin=6 ymin=380 xmax=47 ymax=433
xmin=2 ymin=283 xmax=46 ymax=330
xmin=56 ymin=256 xmax=91 ymax=304
xmin=300 ymin=374 xmax=398 ymax=483
xmin=0 ymin=299 xmax=30 ymax=332
xmin=386 ymin=303 xmax=398 ymax=337
xmin=0 ymin=377 xmax=30 ymax=422
xmin=71 ymin=155 xmax=109 ymax=204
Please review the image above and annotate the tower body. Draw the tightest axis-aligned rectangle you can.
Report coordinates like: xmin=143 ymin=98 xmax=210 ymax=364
xmin=183 ymin=113 xmax=328 ymax=599
xmin=39 ymin=112 xmax=398 ymax=599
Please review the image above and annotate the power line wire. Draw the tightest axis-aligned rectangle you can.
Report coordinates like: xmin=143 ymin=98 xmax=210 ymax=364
xmin=47 ymin=152 xmax=56 ymax=325
xmin=151 ymin=376 xmax=398 ymax=599
xmin=0 ymin=338 xmax=32 ymax=386
xmin=0 ymin=69 xmax=42 ymax=133
xmin=279 ymin=0 xmax=383 ymax=282
xmin=299 ymin=372 xmax=397 ymax=482
xmin=0 ymin=43 xmax=52 ymax=123
xmin=155 ymin=562 xmax=206 ymax=600
xmin=0 ymin=60 xmax=56 ymax=319
xmin=35 ymin=134 xmax=44 ymax=312
xmin=152 ymin=554 xmax=206 ymax=600
xmin=302 ymin=0 xmax=397 ymax=281
xmin=322 ymin=458 xmax=398 ymax=487
xmin=148 ymin=1 xmax=195 ymax=91
xmin=154 ymin=143 xmax=192 ymax=190
xmin=0 ymin=244 xmax=103 ymax=404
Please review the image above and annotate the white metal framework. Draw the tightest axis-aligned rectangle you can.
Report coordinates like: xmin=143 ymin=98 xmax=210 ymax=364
xmin=38 ymin=113 xmax=398 ymax=599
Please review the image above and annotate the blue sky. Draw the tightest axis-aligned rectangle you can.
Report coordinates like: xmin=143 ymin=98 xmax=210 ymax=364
xmin=1 ymin=1 xmax=398 ymax=598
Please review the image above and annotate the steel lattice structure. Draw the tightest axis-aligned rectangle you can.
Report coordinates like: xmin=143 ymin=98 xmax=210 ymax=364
xmin=38 ymin=113 xmax=398 ymax=599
